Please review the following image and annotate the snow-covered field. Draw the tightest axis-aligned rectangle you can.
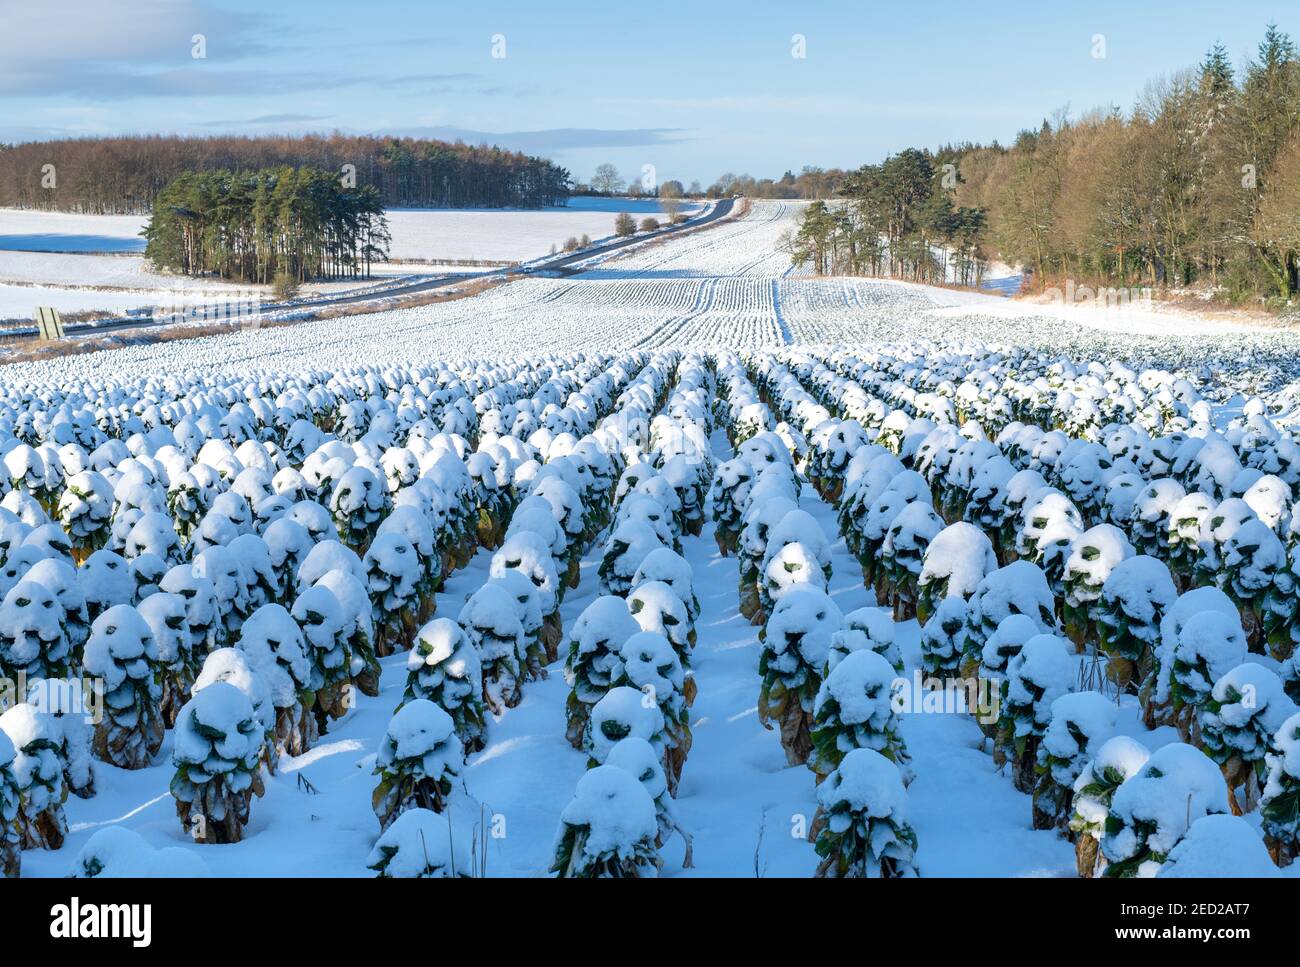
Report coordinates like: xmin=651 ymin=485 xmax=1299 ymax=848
xmin=1 ymin=200 xmax=1298 ymax=879
xmin=386 ymin=197 xmax=701 ymax=263
xmin=0 ymin=200 xmax=702 ymax=322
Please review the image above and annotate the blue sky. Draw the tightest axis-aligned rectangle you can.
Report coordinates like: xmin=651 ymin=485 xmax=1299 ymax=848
xmin=1 ymin=0 xmax=1293 ymax=185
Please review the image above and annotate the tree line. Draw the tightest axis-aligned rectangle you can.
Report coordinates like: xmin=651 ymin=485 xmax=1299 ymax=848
xmin=143 ymin=166 xmax=390 ymax=284
xmin=0 ymin=134 xmax=571 ymax=214
xmin=785 ymin=24 xmax=1300 ymax=304
xmin=784 ymin=151 xmax=988 ymax=286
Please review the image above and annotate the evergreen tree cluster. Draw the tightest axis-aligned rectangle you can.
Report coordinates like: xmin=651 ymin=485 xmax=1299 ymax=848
xmin=143 ymin=166 xmax=391 ymax=283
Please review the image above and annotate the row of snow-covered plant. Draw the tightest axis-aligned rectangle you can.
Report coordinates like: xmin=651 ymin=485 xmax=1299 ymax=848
xmin=703 ymin=355 xmax=919 ymax=877
xmin=719 ymin=341 xmax=1300 ymax=877
xmin=0 ymin=348 xmax=717 ymax=877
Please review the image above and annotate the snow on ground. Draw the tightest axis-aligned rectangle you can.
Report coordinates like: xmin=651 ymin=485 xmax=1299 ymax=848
xmin=0 ymin=200 xmax=701 ymax=321
xmin=22 ymin=419 xmax=1075 ymax=878
xmin=0 ymin=208 xmax=146 ymax=253
xmin=9 ymin=196 xmax=1300 ymax=878
xmin=383 ymin=199 xmax=701 ymax=263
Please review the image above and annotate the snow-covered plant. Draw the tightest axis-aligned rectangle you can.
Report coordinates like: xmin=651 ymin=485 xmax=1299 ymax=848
xmin=0 ymin=732 xmax=21 ymax=877
xmin=1167 ymin=609 xmax=1248 ymax=742
xmin=1031 ymin=691 xmax=1117 ymax=831
xmin=735 ymin=495 xmax=797 ymax=622
xmin=631 ymin=547 xmax=699 ymax=622
xmin=760 ymin=540 xmax=828 ymax=619
xmin=1262 ymin=711 xmax=1300 ymax=866
xmin=490 ymin=531 xmax=563 ymax=656
xmin=81 ymin=550 xmax=135 ymax=624
xmin=82 ymin=604 xmax=164 ymax=770
xmin=1060 ymin=524 xmax=1133 ymax=648
xmin=998 ymin=633 xmax=1076 ymax=792
xmin=551 ymin=765 xmax=660 ymax=878
xmin=564 ymin=596 xmax=641 ymax=748
xmin=599 ymin=519 xmax=665 ymax=598
xmin=584 ymin=685 xmax=666 ymax=767
xmin=916 ymin=522 xmax=997 ymax=625
xmin=26 ymin=680 xmax=95 ymax=799
xmin=170 ymin=681 xmax=266 ymax=844
xmin=759 ymin=587 xmax=843 ymax=766
xmin=605 ymin=736 xmax=693 ymax=867
xmin=57 ymin=470 xmax=114 ymax=562
xmin=404 ymin=618 xmax=486 ymax=754
xmin=812 ymin=748 xmax=918 ymax=878
xmin=613 ymin=631 xmax=690 ymax=793
xmin=192 ymin=546 xmax=251 ymax=638
xmin=827 ymin=607 xmax=902 ymax=676
xmin=159 ymin=564 xmax=223 ymax=657
xmin=262 ymin=517 xmax=314 ymax=603
xmin=329 ymin=465 xmax=388 ymax=552
xmin=1218 ymin=517 xmax=1286 ymax=649
xmin=70 ymin=825 xmax=209 ymax=878
xmin=1163 ymin=490 xmax=1213 ymax=582
xmin=459 ymin=583 xmax=527 ymax=713
xmin=1191 ymin=497 xmax=1258 ymax=589
xmin=315 ymin=568 xmax=381 ymax=698
xmin=0 ymin=703 xmax=68 ymax=850
xmin=709 ymin=457 xmax=753 ymax=555
xmin=810 ymin=649 xmax=908 ymax=782
xmin=372 ymin=699 xmax=463 ymax=831
xmin=290 ymin=584 xmax=352 ymax=726
xmin=376 ymin=505 xmax=441 ymax=622
xmin=1069 ymin=735 xmax=1150 ymax=877
xmin=1198 ymin=663 xmax=1295 ymax=815
xmin=627 ymin=579 xmax=694 ymax=660
xmin=1100 ymin=743 xmax=1229 ymax=878
xmin=0 ymin=579 xmax=70 ymax=680
xmin=876 ymin=501 xmax=944 ymax=620
xmin=961 ymin=561 xmax=1056 ymax=680
xmin=362 ymin=531 xmax=422 ymax=656
xmin=920 ymin=596 xmax=969 ymax=679
xmin=137 ymin=592 xmax=196 ymax=727
xmin=1157 ymin=813 xmax=1280 ymax=878
xmin=367 ymin=807 xmax=470 ymax=878
xmin=236 ymin=603 xmax=316 ymax=757
xmin=1096 ymin=555 xmax=1177 ymax=692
